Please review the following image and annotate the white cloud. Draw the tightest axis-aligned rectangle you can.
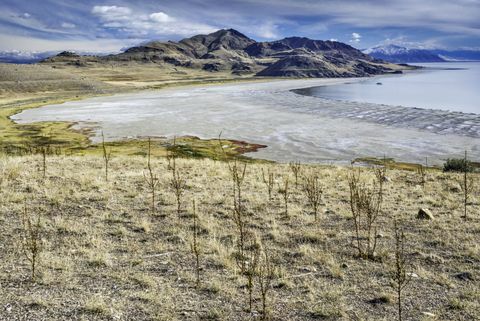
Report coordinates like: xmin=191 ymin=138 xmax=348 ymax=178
xmin=91 ymin=6 xmax=132 ymax=20
xmin=329 ymin=38 xmax=338 ymax=41
xmin=149 ymin=12 xmax=174 ymax=23
xmin=22 ymin=13 xmax=31 ymax=19
xmin=256 ymin=21 xmax=279 ymax=39
xmin=91 ymin=5 xmax=216 ymax=37
xmin=61 ymin=22 xmax=76 ymax=29
xmin=350 ymin=32 xmax=361 ymax=43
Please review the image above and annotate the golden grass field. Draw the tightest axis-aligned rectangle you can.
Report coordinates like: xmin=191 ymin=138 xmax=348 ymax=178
xmin=0 ymin=153 xmax=478 ymax=321
xmin=0 ymin=62 xmax=478 ymax=321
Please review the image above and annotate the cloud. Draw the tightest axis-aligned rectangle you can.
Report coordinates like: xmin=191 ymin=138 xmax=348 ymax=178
xmin=61 ymin=22 xmax=76 ymax=29
xmin=350 ymin=32 xmax=361 ymax=43
xmin=91 ymin=5 xmax=216 ymax=37
xmin=149 ymin=12 xmax=174 ymax=23
xmin=256 ymin=21 xmax=279 ymax=39
xmin=91 ymin=6 xmax=132 ymax=21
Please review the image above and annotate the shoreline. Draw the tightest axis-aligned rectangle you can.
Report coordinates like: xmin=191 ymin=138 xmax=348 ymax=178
xmin=11 ymin=76 xmax=480 ymax=166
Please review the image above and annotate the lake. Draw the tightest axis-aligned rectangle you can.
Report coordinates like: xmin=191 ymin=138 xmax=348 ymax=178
xmin=294 ymin=62 xmax=480 ymax=114
xmin=12 ymin=71 xmax=480 ymax=165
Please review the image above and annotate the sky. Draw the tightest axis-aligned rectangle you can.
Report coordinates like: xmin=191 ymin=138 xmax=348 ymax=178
xmin=0 ymin=0 xmax=479 ymax=53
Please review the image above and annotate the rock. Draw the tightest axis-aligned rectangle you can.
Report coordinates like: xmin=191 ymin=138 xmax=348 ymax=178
xmin=298 ymin=266 xmax=317 ymax=273
xmin=421 ymin=312 xmax=435 ymax=317
xmin=417 ymin=208 xmax=434 ymax=220
xmin=454 ymin=272 xmax=474 ymax=281
xmin=341 ymin=263 xmax=349 ymax=269
xmin=407 ymin=272 xmax=419 ymax=278
xmin=449 ymin=183 xmax=462 ymax=193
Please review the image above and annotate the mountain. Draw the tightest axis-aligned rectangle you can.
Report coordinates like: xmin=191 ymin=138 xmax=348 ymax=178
xmin=363 ymin=45 xmax=445 ymax=63
xmin=430 ymin=49 xmax=480 ymax=61
xmin=40 ymin=29 xmax=404 ymax=78
xmin=364 ymin=44 xmax=480 ymax=63
xmin=0 ymin=50 xmax=56 ymax=63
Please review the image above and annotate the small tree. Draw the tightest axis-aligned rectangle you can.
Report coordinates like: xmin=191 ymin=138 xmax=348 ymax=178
xmin=391 ymin=220 xmax=411 ymax=321
xmin=245 ymin=238 xmax=260 ymax=313
xmin=190 ymin=200 xmax=201 ymax=288
xmin=302 ymin=174 xmax=323 ymax=221
xmin=168 ymin=138 xmax=187 ymax=215
xmin=278 ymin=176 xmax=290 ymax=217
xmin=143 ymin=138 xmax=160 ymax=213
xmin=348 ymin=169 xmax=384 ymax=259
xmin=261 ymin=168 xmax=275 ymax=201
xmin=459 ymin=151 xmax=475 ymax=221
xmin=257 ymin=246 xmax=276 ymax=320
xmin=101 ymin=131 xmax=112 ymax=182
xmin=20 ymin=201 xmax=43 ymax=281
xmin=40 ymin=145 xmax=48 ymax=179
xmin=289 ymin=161 xmax=302 ymax=187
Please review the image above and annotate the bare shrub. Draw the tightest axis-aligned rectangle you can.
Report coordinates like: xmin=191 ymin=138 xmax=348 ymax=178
xmin=302 ymin=173 xmax=323 ymax=221
xmin=20 ymin=201 xmax=43 ymax=281
xmin=101 ymin=131 xmax=112 ymax=182
xmin=391 ymin=220 xmax=412 ymax=321
xmin=257 ymin=246 xmax=277 ymax=320
xmin=348 ymin=169 xmax=384 ymax=259
xmin=261 ymin=168 xmax=275 ymax=201
xmin=143 ymin=138 xmax=160 ymax=214
xmin=458 ymin=151 xmax=475 ymax=221
xmin=190 ymin=200 xmax=201 ymax=288
xmin=289 ymin=161 xmax=302 ymax=187
xmin=168 ymin=138 xmax=187 ymax=215
xmin=278 ymin=176 xmax=290 ymax=217
xmin=245 ymin=238 xmax=260 ymax=313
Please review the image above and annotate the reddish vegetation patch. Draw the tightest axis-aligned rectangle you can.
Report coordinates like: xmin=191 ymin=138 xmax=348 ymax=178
xmin=230 ymin=139 xmax=267 ymax=154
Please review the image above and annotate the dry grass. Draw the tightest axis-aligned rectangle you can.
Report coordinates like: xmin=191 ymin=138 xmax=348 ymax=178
xmin=0 ymin=154 xmax=479 ymax=320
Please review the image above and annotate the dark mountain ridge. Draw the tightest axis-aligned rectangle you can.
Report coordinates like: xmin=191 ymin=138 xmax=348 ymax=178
xmin=41 ymin=29 xmax=403 ymax=77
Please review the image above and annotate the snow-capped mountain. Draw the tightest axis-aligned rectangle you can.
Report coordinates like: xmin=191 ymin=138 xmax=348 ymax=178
xmin=363 ymin=45 xmax=445 ymax=63
xmin=0 ymin=50 xmax=57 ymax=63
xmin=363 ymin=44 xmax=480 ymax=63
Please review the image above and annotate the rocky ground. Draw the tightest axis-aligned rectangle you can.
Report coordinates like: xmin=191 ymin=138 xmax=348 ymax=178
xmin=0 ymin=154 xmax=478 ymax=320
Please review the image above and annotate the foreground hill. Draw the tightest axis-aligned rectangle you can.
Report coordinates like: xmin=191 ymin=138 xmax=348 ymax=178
xmin=0 ymin=154 xmax=478 ymax=320
xmin=41 ymin=29 xmax=404 ymax=78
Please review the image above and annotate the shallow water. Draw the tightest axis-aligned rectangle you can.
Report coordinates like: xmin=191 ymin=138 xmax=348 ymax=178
xmin=295 ymin=62 xmax=480 ymax=114
xmin=12 ymin=78 xmax=480 ymax=165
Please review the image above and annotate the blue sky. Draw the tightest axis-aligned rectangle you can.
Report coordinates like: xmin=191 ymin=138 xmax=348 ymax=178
xmin=0 ymin=0 xmax=479 ymax=52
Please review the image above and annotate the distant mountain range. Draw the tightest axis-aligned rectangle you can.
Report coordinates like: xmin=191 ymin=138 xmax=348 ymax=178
xmin=35 ymin=29 xmax=403 ymax=78
xmin=363 ymin=44 xmax=480 ymax=63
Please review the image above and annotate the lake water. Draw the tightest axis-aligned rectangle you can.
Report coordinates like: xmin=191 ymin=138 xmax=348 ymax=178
xmin=12 ymin=69 xmax=480 ymax=165
xmin=294 ymin=62 xmax=480 ymax=114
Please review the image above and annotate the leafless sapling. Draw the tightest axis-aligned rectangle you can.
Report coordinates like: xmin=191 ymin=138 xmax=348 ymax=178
xmin=257 ymin=246 xmax=276 ymax=320
xmin=261 ymin=168 xmax=275 ymax=201
xmin=278 ymin=176 xmax=290 ymax=217
xmin=190 ymin=200 xmax=201 ymax=288
xmin=302 ymin=174 xmax=323 ymax=221
xmin=168 ymin=138 xmax=187 ymax=215
xmin=245 ymin=238 xmax=260 ymax=313
xmin=348 ymin=168 xmax=384 ymax=259
xmin=391 ymin=220 xmax=411 ymax=321
xmin=458 ymin=150 xmax=475 ymax=221
xmin=143 ymin=138 xmax=160 ymax=213
xmin=289 ymin=161 xmax=302 ymax=187
xmin=20 ymin=201 xmax=43 ymax=281
xmin=101 ymin=131 xmax=112 ymax=182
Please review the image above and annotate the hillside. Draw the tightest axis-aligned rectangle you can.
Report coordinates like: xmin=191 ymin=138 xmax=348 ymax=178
xmin=0 ymin=154 xmax=478 ymax=320
xmin=364 ymin=45 xmax=480 ymax=63
xmin=40 ymin=29 xmax=404 ymax=78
